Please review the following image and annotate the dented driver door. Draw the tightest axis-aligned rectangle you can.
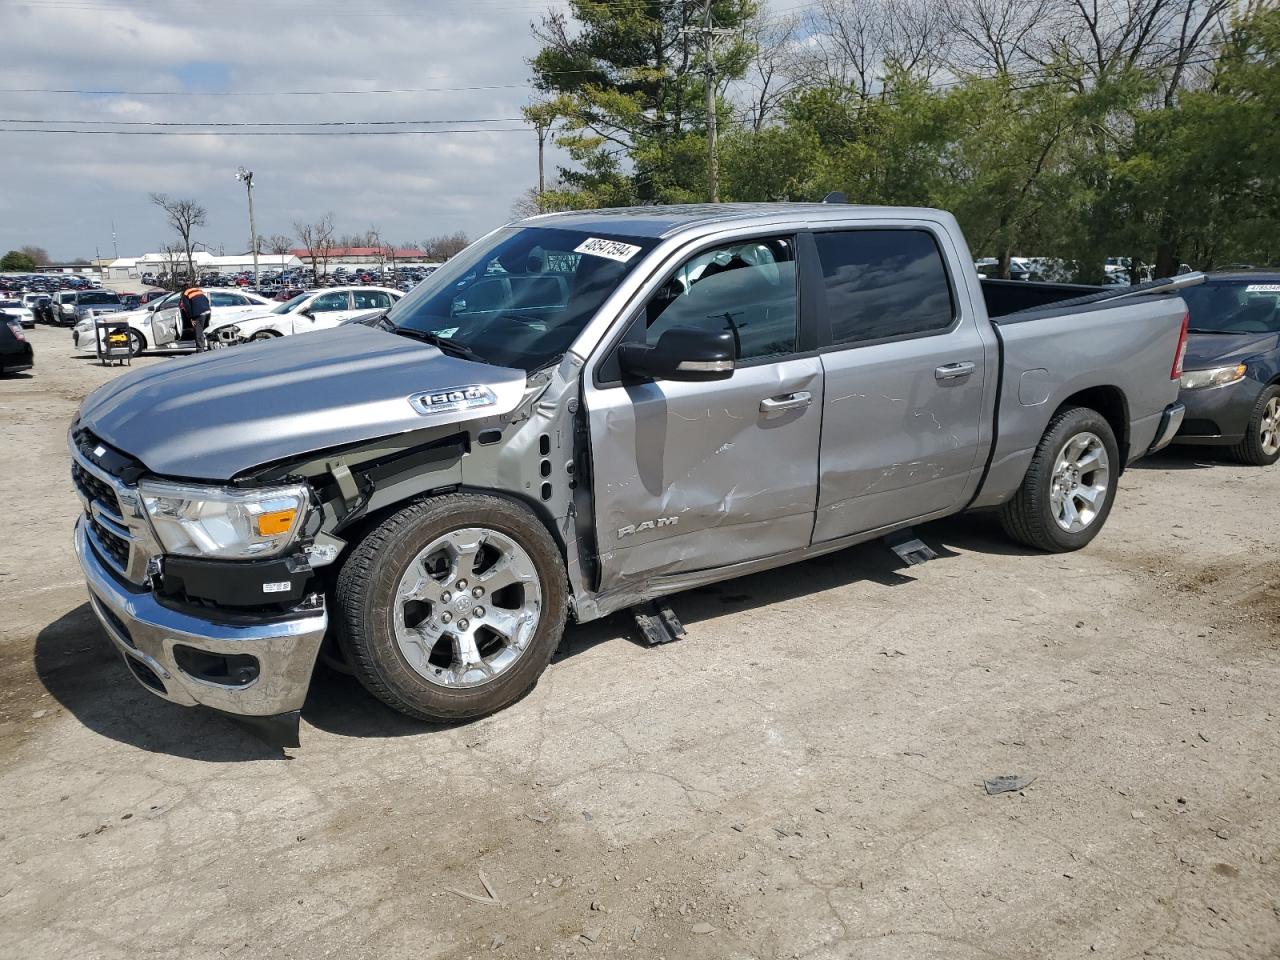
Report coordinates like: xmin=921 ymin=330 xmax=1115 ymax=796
xmin=584 ymin=234 xmax=823 ymax=593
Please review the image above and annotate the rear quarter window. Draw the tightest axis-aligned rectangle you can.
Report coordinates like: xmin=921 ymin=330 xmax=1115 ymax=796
xmin=814 ymin=229 xmax=955 ymax=346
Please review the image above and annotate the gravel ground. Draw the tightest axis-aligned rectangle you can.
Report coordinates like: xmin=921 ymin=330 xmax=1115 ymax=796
xmin=1 ymin=325 xmax=1277 ymax=960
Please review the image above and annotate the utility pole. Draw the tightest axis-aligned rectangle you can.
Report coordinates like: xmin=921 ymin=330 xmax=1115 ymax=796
xmin=683 ymin=1 xmax=733 ymax=203
xmin=536 ymin=122 xmax=547 ymax=203
xmin=111 ymin=220 xmax=118 ymax=259
xmin=236 ymin=167 xmax=260 ymax=290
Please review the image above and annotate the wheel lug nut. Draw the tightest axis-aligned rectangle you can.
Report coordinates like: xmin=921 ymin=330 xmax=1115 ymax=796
xmin=458 ymin=618 xmax=470 ymax=630
xmin=457 ymin=579 xmax=468 ymax=589
xmin=472 ymin=586 xmax=484 ymax=598
xmin=441 ymin=612 xmax=452 ymax=623
xmin=473 ymin=606 xmax=485 ymax=617
xmin=441 ymin=591 xmax=452 ymax=603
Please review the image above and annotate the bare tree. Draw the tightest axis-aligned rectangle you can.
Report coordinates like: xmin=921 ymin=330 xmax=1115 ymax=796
xmin=149 ymin=194 xmax=207 ymax=287
xmin=798 ymin=0 xmax=886 ymax=96
xmin=265 ymin=234 xmax=293 ymax=256
xmin=940 ymin=0 xmax=1056 ymax=73
xmin=737 ymin=12 xmax=806 ymax=129
xmin=19 ymin=245 xmax=50 ymax=267
xmin=160 ymin=244 xmax=185 ymax=290
xmin=421 ymin=232 xmax=470 ymax=261
xmin=294 ymin=214 xmax=336 ymax=282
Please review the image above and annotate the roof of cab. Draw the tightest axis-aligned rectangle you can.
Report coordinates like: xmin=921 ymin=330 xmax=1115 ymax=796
xmin=519 ymin=202 xmax=949 ymax=239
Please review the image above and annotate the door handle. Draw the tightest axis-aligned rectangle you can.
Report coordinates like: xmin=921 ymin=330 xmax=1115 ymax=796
xmin=935 ymin=361 xmax=976 ymax=381
xmin=760 ymin=391 xmax=812 ymax=413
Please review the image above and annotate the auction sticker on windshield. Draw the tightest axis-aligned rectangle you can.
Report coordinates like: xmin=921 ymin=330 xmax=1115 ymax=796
xmin=1245 ymin=284 xmax=1280 ymax=292
xmin=574 ymin=237 xmax=642 ymax=263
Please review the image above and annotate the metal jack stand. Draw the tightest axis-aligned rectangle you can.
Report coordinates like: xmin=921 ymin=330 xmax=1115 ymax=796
xmin=632 ymin=600 xmax=686 ymax=646
xmin=882 ymin=528 xmax=937 ymax=566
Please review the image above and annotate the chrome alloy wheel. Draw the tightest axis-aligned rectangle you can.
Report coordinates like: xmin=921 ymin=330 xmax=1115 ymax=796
xmin=1260 ymin=396 xmax=1280 ymax=457
xmin=393 ymin=527 xmax=542 ymax=688
xmin=1049 ymin=432 xmax=1110 ymax=533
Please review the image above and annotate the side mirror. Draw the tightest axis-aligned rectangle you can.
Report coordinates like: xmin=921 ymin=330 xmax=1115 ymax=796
xmin=300 ymin=308 xmax=314 ymax=319
xmin=618 ymin=326 xmax=735 ymax=383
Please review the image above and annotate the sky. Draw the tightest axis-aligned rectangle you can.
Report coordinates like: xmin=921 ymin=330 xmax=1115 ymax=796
xmin=0 ymin=0 xmax=575 ymax=261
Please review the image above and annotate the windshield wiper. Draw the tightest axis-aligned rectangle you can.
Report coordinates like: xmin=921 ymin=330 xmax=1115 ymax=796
xmin=396 ymin=326 xmax=483 ymax=361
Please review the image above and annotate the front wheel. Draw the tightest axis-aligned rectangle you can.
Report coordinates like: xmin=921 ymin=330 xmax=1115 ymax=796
xmin=1229 ymin=385 xmax=1280 ymax=466
xmin=999 ymin=406 xmax=1120 ymax=552
xmin=335 ymin=493 xmax=568 ymax=722
xmin=128 ymin=330 xmax=147 ymax=357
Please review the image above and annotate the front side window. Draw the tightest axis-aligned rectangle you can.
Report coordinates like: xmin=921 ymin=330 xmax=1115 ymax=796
xmin=643 ymin=237 xmax=798 ymax=362
xmin=815 ymin=230 xmax=955 ymax=346
xmin=389 ymin=226 xmax=657 ymax=372
xmin=209 ymin=292 xmax=239 ymax=307
xmin=310 ymin=291 xmax=351 ymax=313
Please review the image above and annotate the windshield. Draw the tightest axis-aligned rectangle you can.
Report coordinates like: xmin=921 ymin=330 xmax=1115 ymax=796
xmin=1183 ymin=281 xmax=1280 ymax=334
xmin=272 ymin=292 xmax=310 ymax=314
xmin=387 ymin=226 xmax=657 ymax=371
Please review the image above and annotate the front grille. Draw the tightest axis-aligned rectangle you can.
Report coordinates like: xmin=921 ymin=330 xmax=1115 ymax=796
xmin=72 ymin=462 xmax=119 ymax=513
xmin=90 ymin=517 xmax=131 ymax=571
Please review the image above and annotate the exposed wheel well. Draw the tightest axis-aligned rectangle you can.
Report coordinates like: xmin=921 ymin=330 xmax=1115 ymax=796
xmin=1055 ymin=385 xmax=1130 ymax=467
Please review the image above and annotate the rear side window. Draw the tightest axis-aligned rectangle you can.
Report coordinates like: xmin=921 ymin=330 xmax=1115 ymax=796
xmin=814 ymin=230 xmax=954 ymax=346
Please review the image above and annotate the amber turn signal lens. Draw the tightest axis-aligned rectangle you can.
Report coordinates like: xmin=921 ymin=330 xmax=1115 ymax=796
xmin=255 ymin=509 xmax=297 ymax=536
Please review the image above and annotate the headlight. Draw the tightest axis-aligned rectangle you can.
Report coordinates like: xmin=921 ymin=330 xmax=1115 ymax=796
xmin=1180 ymin=363 xmax=1247 ymax=390
xmin=139 ymin=480 xmax=309 ymax=559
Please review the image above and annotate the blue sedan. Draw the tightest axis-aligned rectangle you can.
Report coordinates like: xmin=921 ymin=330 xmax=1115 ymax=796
xmin=1173 ymin=273 xmax=1280 ymax=464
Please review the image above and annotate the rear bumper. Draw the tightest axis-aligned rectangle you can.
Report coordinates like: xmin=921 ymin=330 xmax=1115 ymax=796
xmin=1147 ymin=401 xmax=1186 ymax=454
xmin=74 ymin=515 xmax=326 ymax=719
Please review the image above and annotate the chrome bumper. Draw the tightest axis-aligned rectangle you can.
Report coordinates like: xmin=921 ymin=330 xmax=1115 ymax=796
xmin=1147 ymin=401 xmax=1185 ymax=454
xmin=74 ymin=515 xmax=326 ymax=717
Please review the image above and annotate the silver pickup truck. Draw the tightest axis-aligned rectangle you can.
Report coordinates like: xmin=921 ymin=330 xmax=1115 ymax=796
xmin=68 ymin=204 xmax=1195 ymax=744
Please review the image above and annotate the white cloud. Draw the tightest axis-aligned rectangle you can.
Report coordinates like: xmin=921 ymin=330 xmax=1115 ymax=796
xmin=0 ymin=0 xmax=570 ymax=259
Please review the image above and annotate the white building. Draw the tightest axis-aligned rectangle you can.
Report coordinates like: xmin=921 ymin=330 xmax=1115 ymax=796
xmin=106 ymin=252 xmax=301 ymax=281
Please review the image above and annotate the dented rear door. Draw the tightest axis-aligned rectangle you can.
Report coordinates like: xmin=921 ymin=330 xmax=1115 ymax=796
xmin=809 ymin=225 xmax=989 ymax=542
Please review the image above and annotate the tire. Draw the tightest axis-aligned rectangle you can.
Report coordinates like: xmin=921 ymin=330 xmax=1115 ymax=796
xmin=1228 ymin=384 xmax=1280 ymax=466
xmin=999 ymin=406 xmax=1120 ymax=552
xmin=334 ymin=492 xmax=568 ymax=722
xmin=250 ymin=331 xmax=280 ymax=341
xmin=128 ymin=330 xmax=147 ymax=357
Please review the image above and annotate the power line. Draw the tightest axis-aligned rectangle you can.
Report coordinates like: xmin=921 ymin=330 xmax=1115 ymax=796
xmin=0 ymin=126 xmax=531 ymax=137
xmin=0 ymin=116 xmax=527 ymax=127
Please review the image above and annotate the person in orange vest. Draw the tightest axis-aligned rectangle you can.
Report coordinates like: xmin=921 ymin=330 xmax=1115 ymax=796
xmin=179 ymin=286 xmax=212 ymax=352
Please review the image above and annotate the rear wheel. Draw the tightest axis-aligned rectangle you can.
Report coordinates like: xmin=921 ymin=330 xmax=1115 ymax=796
xmin=1000 ymin=406 xmax=1120 ymax=552
xmin=1229 ymin=385 xmax=1280 ymax=466
xmin=335 ymin=493 xmax=568 ymax=722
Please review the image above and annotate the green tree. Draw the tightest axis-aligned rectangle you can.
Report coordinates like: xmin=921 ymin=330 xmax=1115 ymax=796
xmin=529 ymin=0 xmax=756 ymax=207
xmin=0 ymin=250 xmax=38 ymax=272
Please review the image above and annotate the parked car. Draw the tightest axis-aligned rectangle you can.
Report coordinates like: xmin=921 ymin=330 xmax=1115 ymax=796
xmin=74 ymin=290 xmax=274 ymax=356
xmin=0 ymin=316 xmax=33 ymax=375
xmin=68 ymin=203 xmax=1194 ymax=745
xmin=1172 ymin=272 xmax=1280 ymax=464
xmin=0 ymin=299 xmax=35 ymax=328
xmin=208 ymin=286 xmax=402 ymax=344
xmin=54 ymin=289 xmax=125 ymax=327
xmin=30 ymin=295 xmax=55 ymax=325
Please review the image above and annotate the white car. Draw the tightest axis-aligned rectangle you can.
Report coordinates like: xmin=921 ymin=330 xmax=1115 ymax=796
xmin=0 ymin=299 xmax=35 ymax=328
xmin=73 ymin=290 xmax=274 ymax=355
xmin=213 ymin=286 xmax=402 ymax=343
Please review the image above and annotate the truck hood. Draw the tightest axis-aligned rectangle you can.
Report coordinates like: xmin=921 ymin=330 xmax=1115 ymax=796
xmin=1184 ymin=331 xmax=1279 ymax=367
xmin=77 ymin=325 xmax=528 ymax=480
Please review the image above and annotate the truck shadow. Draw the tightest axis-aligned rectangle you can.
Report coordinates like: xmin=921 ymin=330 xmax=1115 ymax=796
xmin=1129 ymin=446 xmax=1238 ymax=471
xmin=34 ymin=512 xmax=1028 ymax=758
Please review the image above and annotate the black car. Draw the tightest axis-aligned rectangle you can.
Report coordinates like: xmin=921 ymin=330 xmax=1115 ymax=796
xmin=0 ymin=316 xmax=33 ymax=375
xmin=1173 ymin=273 xmax=1280 ymax=464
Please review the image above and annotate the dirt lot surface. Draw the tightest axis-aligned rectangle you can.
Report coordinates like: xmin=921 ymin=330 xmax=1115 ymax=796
xmin=2 ymin=325 xmax=1278 ymax=959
